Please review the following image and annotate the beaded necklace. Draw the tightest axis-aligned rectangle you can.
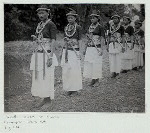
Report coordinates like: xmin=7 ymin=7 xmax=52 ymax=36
xmin=110 ymin=23 xmax=121 ymax=35
xmin=124 ymin=24 xmax=131 ymax=40
xmin=89 ymin=22 xmax=100 ymax=33
xmin=134 ymin=28 xmax=140 ymax=35
xmin=124 ymin=24 xmax=130 ymax=30
xmin=65 ymin=23 xmax=77 ymax=37
xmin=36 ymin=19 xmax=51 ymax=34
xmin=134 ymin=28 xmax=141 ymax=43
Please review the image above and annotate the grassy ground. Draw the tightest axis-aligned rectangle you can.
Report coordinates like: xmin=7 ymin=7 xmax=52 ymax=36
xmin=4 ymin=39 xmax=145 ymax=112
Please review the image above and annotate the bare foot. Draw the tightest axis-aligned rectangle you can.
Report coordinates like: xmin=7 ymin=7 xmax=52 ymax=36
xmin=36 ymin=98 xmax=51 ymax=108
xmin=89 ymin=79 xmax=96 ymax=86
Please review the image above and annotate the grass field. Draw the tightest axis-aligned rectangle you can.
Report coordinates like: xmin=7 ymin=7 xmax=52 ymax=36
xmin=4 ymin=37 xmax=145 ymax=112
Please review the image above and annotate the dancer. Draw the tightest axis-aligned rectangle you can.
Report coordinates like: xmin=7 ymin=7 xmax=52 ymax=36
xmin=121 ymin=14 xmax=134 ymax=73
xmin=61 ymin=9 xmax=83 ymax=96
xmin=30 ymin=5 xmax=58 ymax=107
xmin=83 ymin=10 xmax=105 ymax=86
xmin=133 ymin=20 xmax=145 ymax=70
xmin=108 ymin=14 xmax=124 ymax=78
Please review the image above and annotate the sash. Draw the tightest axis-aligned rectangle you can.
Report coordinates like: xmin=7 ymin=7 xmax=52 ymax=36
xmin=43 ymin=42 xmax=46 ymax=79
xmin=34 ymin=42 xmax=38 ymax=79
xmin=109 ymin=23 xmax=123 ymax=49
xmin=64 ymin=37 xmax=80 ymax=62
xmin=34 ymin=20 xmax=51 ymax=80
xmin=133 ymin=30 xmax=141 ymax=47
xmin=123 ymin=25 xmax=132 ymax=42
xmin=110 ymin=23 xmax=121 ymax=35
xmin=34 ymin=35 xmax=46 ymax=80
xmin=86 ymin=34 xmax=102 ymax=56
xmin=133 ymin=31 xmax=144 ymax=51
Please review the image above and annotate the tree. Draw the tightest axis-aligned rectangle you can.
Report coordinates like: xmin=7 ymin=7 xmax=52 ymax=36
xmin=5 ymin=4 xmax=143 ymax=42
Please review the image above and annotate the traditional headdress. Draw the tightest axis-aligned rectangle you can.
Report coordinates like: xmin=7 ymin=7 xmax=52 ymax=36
xmin=36 ymin=5 xmax=50 ymax=13
xmin=123 ymin=14 xmax=131 ymax=23
xmin=111 ymin=14 xmax=120 ymax=19
xmin=89 ymin=10 xmax=100 ymax=17
xmin=66 ymin=8 xmax=78 ymax=17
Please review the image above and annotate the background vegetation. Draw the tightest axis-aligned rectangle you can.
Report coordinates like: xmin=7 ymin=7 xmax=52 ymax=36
xmin=4 ymin=4 xmax=145 ymax=42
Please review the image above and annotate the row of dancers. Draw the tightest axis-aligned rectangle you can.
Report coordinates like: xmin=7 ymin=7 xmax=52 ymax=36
xmin=30 ymin=5 xmax=145 ymax=107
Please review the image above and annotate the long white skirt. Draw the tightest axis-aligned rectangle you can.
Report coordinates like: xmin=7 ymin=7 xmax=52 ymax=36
xmin=133 ymin=45 xmax=144 ymax=67
xmin=61 ymin=50 xmax=82 ymax=91
xmin=109 ymin=42 xmax=121 ymax=73
xmin=121 ymin=43 xmax=134 ymax=70
xmin=30 ymin=52 xmax=58 ymax=99
xmin=133 ymin=51 xmax=143 ymax=67
xmin=83 ymin=47 xmax=102 ymax=79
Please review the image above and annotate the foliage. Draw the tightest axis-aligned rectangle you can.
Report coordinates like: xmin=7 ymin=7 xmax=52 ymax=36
xmin=4 ymin=5 xmax=35 ymax=41
xmin=4 ymin=4 xmax=144 ymax=42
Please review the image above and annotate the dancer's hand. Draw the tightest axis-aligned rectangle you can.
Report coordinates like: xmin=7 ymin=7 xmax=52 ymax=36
xmin=130 ymin=43 xmax=134 ymax=50
xmin=31 ymin=35 xmax=37 ymax=41
xmin=77 ymin=54 xmax=81 ymax=60
xmin=65 ymin=57 xmax=68 ymax=63
xmin=106 ymin=45 xmax=109 ymax=52
xmin=122 ymin=47 xmax=125 ymax=53
xmin=83 ymin=50 xmax=86 ymax=55
xmin=99 ymin=52 xmax=103 ymax=56
xmin=85 ymin=33 xmax=89 ymax=37
xmin=141 ymin=45 xmax=144 ymax=50
xmin=65 ymin=59 xmax=68 ymax=63
xmin=47 ymin=58 xmax=52 ymax=67
xmin=98 ymin=49 xmax=103 ymax=56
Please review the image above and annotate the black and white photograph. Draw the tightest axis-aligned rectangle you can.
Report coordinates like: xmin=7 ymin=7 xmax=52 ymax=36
xmin=4 ymin=4 xmax=145 ymax=112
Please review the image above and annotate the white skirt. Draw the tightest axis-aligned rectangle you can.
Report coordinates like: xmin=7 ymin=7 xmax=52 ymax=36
xmin=109 ymin=42 xmax=122 ymax=54
xmin=109 ymin=42 xmax=121 ymax=73
xmin=121 ymin=43 xmax=134 ymax=70
xmin=83 ymin=47 xmax=102 ymax=79
xmin=30 ymin=52 xmax=58 ymax=99
xmin=133 ymin=45 xmax=144 ymax=67
xmin=133 ymin=51 xmax=143 ymax=67
xmin=61 ymin=50 xmax=82 ymax=91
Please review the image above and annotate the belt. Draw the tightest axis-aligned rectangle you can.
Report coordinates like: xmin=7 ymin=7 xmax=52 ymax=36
xmin=134 ymin=44 xmax=140 ymax=46
xmin=64 ymin=48 xmax=79 ymax=51
xmin=42 ymin=38 xmax=51 ymax=41
xmin=110 ymin=41 xmax=122 ymax=43
xmin=36 ymin=50 xmax=51 ymax=53
xmin=88 ymin=44 xmax=101 ymax=48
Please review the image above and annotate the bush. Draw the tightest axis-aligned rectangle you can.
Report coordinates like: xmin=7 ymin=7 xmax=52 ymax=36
xmin=4 ymin=7 xmax=32 ymax=42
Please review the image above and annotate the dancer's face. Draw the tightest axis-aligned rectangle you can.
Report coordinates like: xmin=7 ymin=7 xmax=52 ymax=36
xmin=134 ymin=23 xmax=141 ymax=29
xmin=67 ymin=15 xmax=76 ymax=24
xmin=91 ymin=16 xmax=98 ymax=24
xmin=113 ymin=17 xmax=120 ymax=24
xmin=123 ymin=18 xmax=130 ymax=25
xmin=38 ymin=10 xmax=49 ymax=21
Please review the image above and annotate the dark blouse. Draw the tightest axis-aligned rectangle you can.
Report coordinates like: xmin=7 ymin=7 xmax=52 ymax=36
xmin=64 ymin=24 xmax=82 ymax=40
xmin=109 ymin=24 xmax=125 ymax=37
xmin=88 ymin=24 xmax=105 ymax=37
xmin=134 ymin=29 xmax=144 ymax=38
xmin=114 ymin=25 xmax=124 ymax=36
xmin=124 ymin=26 xmax=134 ymax=36
xmin=36 ymin=21 xmax=57 ymax=40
